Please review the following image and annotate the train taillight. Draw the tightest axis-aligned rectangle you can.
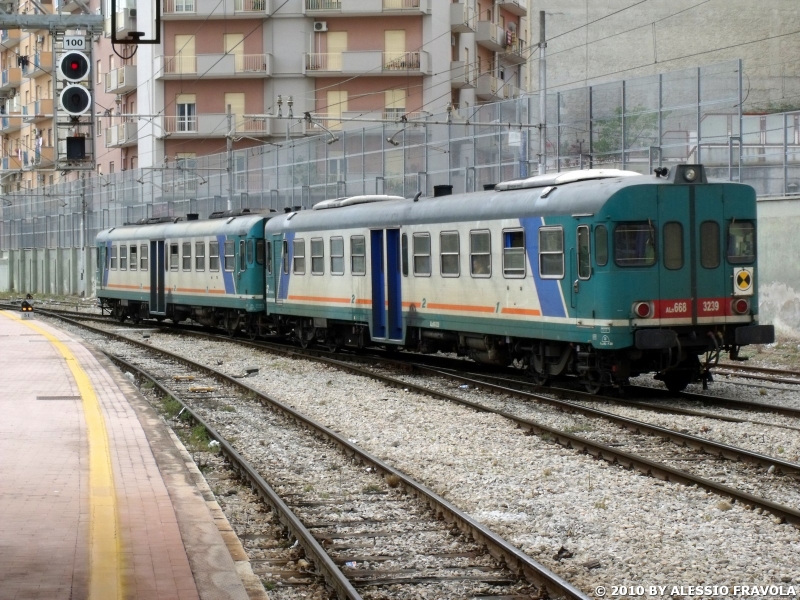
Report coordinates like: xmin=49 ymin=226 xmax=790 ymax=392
xmin=633 ymin=301 xmax=653 ymax=319
xmin=732 ymin=298 xmax=750 ymax=315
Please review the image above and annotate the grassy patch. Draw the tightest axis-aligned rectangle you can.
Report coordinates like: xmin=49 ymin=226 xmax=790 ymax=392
xmin=162 ymin=396 xmax=183 ymax=417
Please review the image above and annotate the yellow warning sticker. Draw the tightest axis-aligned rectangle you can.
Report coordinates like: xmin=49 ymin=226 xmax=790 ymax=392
xmin=733 ymin=267 xmax=753 ymax=296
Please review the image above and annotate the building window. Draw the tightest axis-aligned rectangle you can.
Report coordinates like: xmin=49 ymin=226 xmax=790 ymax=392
xmin=539 ymin=227 xmax=564 ymax=277
xmin=440 ymin=231 xmax=459 ymax=277
xmin=195 ymin=241 xmax=205 ymax=271
xmin=224 ymin=241 xmax=235 ymax=271
xmin=293 ymin=239 xmax=305 ymax=274
xmin=182 ymin=242 xmax=192 ymax=270
xmin=209 ymin=241 xmax=220 ymax=271
xmin=503 ymin=229 xmax=525 ymax=278
xmin=412 ymin=233 xmax=431 ymax=276
xmin=351 ymin=235 xmax=365 ymax=275
xmin=330 ymin=236 xmax=344 ymax=275
xmin=176 ymin=94 xmax=197 ymax=132
xmin=470 ymin=230 xmax=491 ymax=277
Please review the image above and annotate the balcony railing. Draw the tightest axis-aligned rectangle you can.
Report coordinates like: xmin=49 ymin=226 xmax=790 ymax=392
xmin=383 ymin=51 xmax=420 ymax=71
xmin=105 ymin=65 xmax=137 ymax=94
xmin=162 ymin=54 xmax=197 ymax=74
xmin=305 ymin=53 xmax=342 ymax=72
xmin=450 ymin=3 xmax=475 ymax=33
xmin=306 ymin=0 xmax=340 ymax=8
xmin=383 ymin=0 xmax=419 ymax=9
xmin=105 ymin=121 xmax=138 ymax=147
xmin=160 ymin=54 xmax=271 ymax=76
xmin=163 ymin=0 xmax=195 ymax=12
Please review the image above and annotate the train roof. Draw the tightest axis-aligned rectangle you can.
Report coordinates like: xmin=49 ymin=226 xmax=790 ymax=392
xmin=96 ymin=213 xmax=269 ymax=242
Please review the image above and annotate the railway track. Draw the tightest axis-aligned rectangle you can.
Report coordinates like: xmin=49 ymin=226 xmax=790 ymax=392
xmin=35 ymin=309 xmax=588 ymax=600
xmin=712 ymin=362 xmax=800 ymax=386
xmin=35 ymin=307 xmax=800 ymax=529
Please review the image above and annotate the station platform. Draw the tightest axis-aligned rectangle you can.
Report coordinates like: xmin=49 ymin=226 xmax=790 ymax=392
xmin=0 ymin=309 xmax=266 ymax=600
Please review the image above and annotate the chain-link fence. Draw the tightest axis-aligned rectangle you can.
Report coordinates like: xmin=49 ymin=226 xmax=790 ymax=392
xmin=2 ymin=59 xmax=798 ymax=251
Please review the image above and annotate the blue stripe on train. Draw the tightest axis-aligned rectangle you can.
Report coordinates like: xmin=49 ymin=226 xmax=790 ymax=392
xmin=218 ymin=235 xmax=235 ymax=294
xmin=520 ymin=216 xmax=567 ymax=318
xmin=278 ymin=232 xmax=295 ymax=300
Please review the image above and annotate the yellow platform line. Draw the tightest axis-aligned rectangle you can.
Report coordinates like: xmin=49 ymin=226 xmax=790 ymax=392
xmin=1 ymin=311 xmax=124 ymax=600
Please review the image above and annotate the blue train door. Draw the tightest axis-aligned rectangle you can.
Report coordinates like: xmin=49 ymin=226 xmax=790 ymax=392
xmin=369 ymin=229 xmax=403 ymax=342
xmin=149 ymin=240 xmax=166 ymax=314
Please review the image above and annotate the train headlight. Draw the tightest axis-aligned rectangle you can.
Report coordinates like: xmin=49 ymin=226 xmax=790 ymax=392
xmin=633 ymin=301 xmax=653 ymax=319
xmin=732 ymin=298 xmax=750 ymax=315
xmin=684 ymin=167 xmax=697 ymax=182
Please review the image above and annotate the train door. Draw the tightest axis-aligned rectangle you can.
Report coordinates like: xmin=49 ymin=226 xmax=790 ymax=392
xmin=272 ymin=234 xmax=286 ymax=306
xmin=369 ymin=228 xmax=403 ymax=342
xmin=693 ymin=186 xmax=726 ymax=320
xmin=149 ymin=240 xmax=166 ymax=314
xmin=572 ymin=225 xmax=592 ymax=318
xmin=657 ymin=186 xmax=692 ymax=322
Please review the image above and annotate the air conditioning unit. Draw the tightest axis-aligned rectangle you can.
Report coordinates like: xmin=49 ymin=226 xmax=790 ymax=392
xmin=313 ymin=21 xmax=328 ymax=32
xmin=129 ymin=7 xmax=136 ymax=16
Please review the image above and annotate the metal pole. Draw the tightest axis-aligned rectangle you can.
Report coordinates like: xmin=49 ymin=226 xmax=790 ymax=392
xmin=227 ymin=109 xmax=233 ymax=211
xmin=538 ymin=10 xmax=547 ymax=175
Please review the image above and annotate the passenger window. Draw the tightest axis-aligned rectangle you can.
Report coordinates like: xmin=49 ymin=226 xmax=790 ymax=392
xmin=195 ymin=242 xmax=205 ymax=271
xmin=663 ymin=222 xmax=683 ymax=270
xmin=224 ymin=241 xmax=235 ymax=272
xmin=246 ymin=239 xmax=254 ymax=264
xmin=170 ymin=243 xmax=179 ymax=271
xmin=413 ymin=233 xmax=431 ymax=276
xmin=110 ymin=245 xmax=117 ymax=270
xmin=311 ymin=238 xmax=324 ymax=275
xmin=265 ymin=241 xmax=272 ymax=274
xmin=727 ymin=221 xmax=755 ymax=264
xmin=614 ymin=222 xmax=656 ymax=267
xmin=577 ymin=225 xmax=591 ymax=279
xmin=183 ymin=242 xmax=192 ymax=271
xmin=140 ymin=244 xmax=148 ymax=271
xmin=401 ymin=233 xmax=409 ymax=276
xmin=539 ymin=227 xmax=564 ymax=278
xmin=330 ymin=237 xmax=344 ymax=275
xmin=595 ymin=225 xmax=608 ymax=267
xmin=239 ymin=240 xmax=246 ymax=271
xmin=293 ymin=239 xmax=305 ymax=274
xmin=503 ymin=229 xmax=525 ymax=278
xmin=256 ymin=240 xmax=265 ymax=265
xmin=129 ymin=245 xmax=137 ymax=271
xmin=120 ymin=245 xmax=128 ymax=270
xmin=351 ymin=235 xmax=366 ymax=275
xmin=470 ymin=230 xmax=491 ymax=277
xmin=282 ymin=240 xmax=289 ymax=274
xmin=209 ymin=241 xmax=220 ymax=271
xmin=440 ymin=231 xmax=459 ymax=277
xmin=700 ymin=221 xmax=720 ymax=268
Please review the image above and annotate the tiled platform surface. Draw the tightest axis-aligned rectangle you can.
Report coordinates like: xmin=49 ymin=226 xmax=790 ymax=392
xmin=0 ymin=311 xmax=263 ymax=600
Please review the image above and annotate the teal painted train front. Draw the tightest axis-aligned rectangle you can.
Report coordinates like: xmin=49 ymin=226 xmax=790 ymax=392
xmin=264 ymin=165 xmax=773 ymax=392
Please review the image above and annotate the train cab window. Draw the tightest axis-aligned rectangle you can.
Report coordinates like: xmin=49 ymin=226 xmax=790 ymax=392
xmin=351 ymin=235 xmax=366 ymax=276
xmin=246 ymin=239 xmax=254 ymax=265
xmin=293 ymin=239 xmax=305 ymax=274
xmin=503 ymin=229 xmax=525 ymax=278
xmin=412 ymin=233 xmax=431 ymax=276
xmin=440 ymin=231 xmax=460 ymax=277
xmin=330 ymin=237 xmax=344 ymax=275
xmin=727 ymin=221 xmax=755 ymax=264
xmin=110 ymin=245 xmax=117 ymax=269
xmin=577 ymin=225 xmax=591 ymax=279
xmin=120 ymin=245 xmax=128 ymax=270
xmin=209 ymin=241 xmax=220 ymax=271
xmin=311 ymin=238 xmax=324 ymax=275
xmin=140 ymin=244 xmax=148 ymax=271
xmin=224 ymin=241 xmax=235 ymax=272
xmin=470 ymin=230 xmax=491 ymax=277
xmin=595 ymin=225 xmax=608 ymax=267
xmin=183 ymin=242 xmax=192 ymax=271
xmin=169 ymin=243 xmax=179 ymax=271
xmin=129 ymin=245 xmax=137 ymax=271
xmin=614 ymin=222 xmax=656 ymax=267
xmin=265 ymin=241 xmax=272 ymax=275
xmin=663 ymin=222 xmax=683 ymax=270
xmin=239 ymin=240 xmax=246 ymax=271
xmin=282 ymin=240 xmax=289 ymax=274
xmin=700 ymin=221 xmax=720 ymax=268
xmin=401 ymin=233 xmax=409 ymax=276
xmin=195 ymin=242 xmax=205 ymax=271
xmin=539 ymin=227 xmax=564 ymax=278
xmin=256 ymin=240 xmax=265 ymax=265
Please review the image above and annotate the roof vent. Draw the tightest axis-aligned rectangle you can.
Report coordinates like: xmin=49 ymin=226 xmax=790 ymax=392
xmin=312 ymin=194 xmax=405 ymax=210
xmin=495 ymin=168 xmax=641 ymax=191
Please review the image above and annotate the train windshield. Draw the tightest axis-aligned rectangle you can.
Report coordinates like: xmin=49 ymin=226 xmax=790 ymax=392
xmin=614 ymin=222 xmax=656 ymax=267
xmin=727 ymin=221 xmax=755 ymax=264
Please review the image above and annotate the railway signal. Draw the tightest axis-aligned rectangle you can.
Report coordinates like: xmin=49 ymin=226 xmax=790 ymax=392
xmin=58 ymin=51 xmax=91 ymax=116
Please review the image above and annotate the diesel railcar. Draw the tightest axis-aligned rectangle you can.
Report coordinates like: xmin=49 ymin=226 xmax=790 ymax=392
xmin=263 ymin=164 xmax=773 ymax=392
xmin=96 ymin=211 xmax=272 ymax=334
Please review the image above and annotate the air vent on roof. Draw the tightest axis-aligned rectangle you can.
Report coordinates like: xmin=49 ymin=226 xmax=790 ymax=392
xmin=312 ymin=195 xmax=405 ymax=210
xmin=495 ymin=168 xmax=641 ymax=191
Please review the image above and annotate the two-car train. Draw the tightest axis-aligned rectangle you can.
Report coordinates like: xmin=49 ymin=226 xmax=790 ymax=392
xmin=96 ymin=164 xmax=774 ymax=392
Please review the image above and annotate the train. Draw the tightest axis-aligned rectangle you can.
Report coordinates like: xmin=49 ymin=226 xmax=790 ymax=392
xmin=96 ymin=163 xmax=774 ymax=393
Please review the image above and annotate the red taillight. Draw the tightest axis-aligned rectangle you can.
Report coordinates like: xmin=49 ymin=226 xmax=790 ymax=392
xmin=634 ymin=301 xmax=652 ymax=318
xmin=732 ymin=298 xmax=750 ymax=315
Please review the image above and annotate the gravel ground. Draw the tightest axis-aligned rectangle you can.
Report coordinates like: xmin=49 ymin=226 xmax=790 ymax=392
xmin=67 ymin=323 xmax=800 ymax=600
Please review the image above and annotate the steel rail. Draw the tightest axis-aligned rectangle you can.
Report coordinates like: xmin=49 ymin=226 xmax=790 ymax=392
xmin=41 ymin=309 xmax=591 ymax=600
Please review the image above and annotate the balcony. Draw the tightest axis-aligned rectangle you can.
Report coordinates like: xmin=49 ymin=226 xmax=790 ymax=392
xmin=105 ymin=121 xmax=138 ymax=148
xmin=22 ymin=98 xmax=53 ymax=123
xmin=162 ymin=0 xmax=274 ymax=19
xmin=156 ymin=113 xmax=273 ymax=138
xmin=450 ymin=61 xmax=475 ymax=88
xmin=303 ymin=0 xmax=428 ymax=16
xmin=450 ymin=2 xmax=475 ymax=33
xmin=105 ymin=65 xmax=137 ymax=94
xmin=2 ymin=155 xmax=22 ymax=171
xmin=105 ymin=7 xmax=137 ymax=40
xmin=22 ymin=146 xmax=54 ymax=170
xmin=0 ymin=29 xmax=21 ymax=49
xmin=0 ymin=67 xmax=21 ymax=93
xmin=498 ymin=0 xmax=526 ymax=16
xmin=0 ymin=114 xmax=23 ymax=133
xmin=500 ymin=38 xmax=527 ymax=65
xmin=303 ymin=51 xmax=429 ymax=76
xmin=22 ymin=52 xmax=54 ymax=78
xmin=156 ymin=53 xmax=272 ymax=79
xmin=476 ymin=20 xmax=506 ymax=52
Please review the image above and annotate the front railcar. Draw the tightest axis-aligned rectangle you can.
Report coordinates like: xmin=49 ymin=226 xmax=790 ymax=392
xmin=600 ymin=164 xmax=773 ymax=391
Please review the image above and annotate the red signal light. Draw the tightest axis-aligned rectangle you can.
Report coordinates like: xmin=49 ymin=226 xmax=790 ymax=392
xmin=633 ymin=302 xmax=652 ymax=319
xmin=732 ymin=299 xmax=750 ymax=315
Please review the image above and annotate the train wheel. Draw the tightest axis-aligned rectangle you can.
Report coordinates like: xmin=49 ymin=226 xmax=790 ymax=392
xmin=582 ymin=372 xmax=603 ymax=394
